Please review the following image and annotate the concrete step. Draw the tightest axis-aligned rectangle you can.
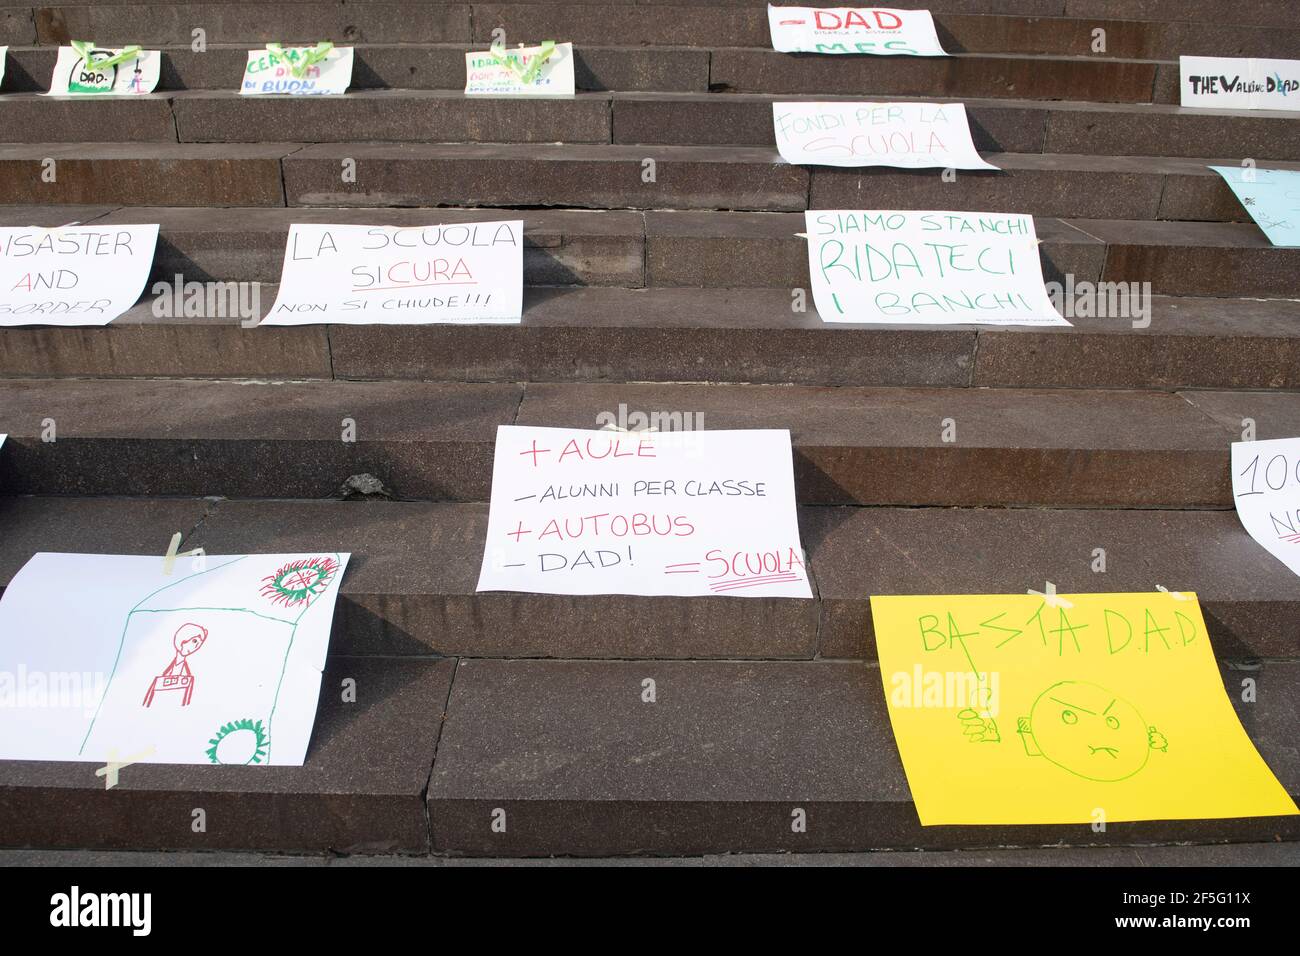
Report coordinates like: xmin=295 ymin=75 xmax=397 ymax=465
xmin=4 ymin=143 xmax=1292 ymax=223
xmin=0 ymin=379 xmax=1290 ymax=506
xmin=0 ymin=653 xmax=451 ymax=852
xmin=7 ymin=90 xmax=1298 ymax=163
xmin=5 ymin=281 xmax=1300 ymax=391
xmin=427 ymin=658 xmax=1300 ymax=855
xmin=1 ymin=496 xmax=1297 ymax=661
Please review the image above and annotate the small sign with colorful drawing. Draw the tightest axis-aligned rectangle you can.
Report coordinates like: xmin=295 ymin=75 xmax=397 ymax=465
xmin=47 ymin=43 xmax=160 ymax=95
xmin=465 ymin=41 xmax=575 ymax=96
xmin=870 ymin=591 xmax=1298 ymax=825
xmin=0 ymin=551 xmax=350 ymax=766
xmin=240 ymin=43 xmax=354 ymax=95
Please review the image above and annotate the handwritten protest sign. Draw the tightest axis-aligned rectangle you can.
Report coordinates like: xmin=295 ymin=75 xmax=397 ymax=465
xmin=804 ymin=210 xmax=1067 ymax=325
xmin=1232 ymin=437 xmax=1300 ymax=577
xmin=48 ymin=45 xmax=160 ymax=95
xmin=774 ymin=102 xmax=995 ymax=169
xmin=1210 ymin=166 xmax=1300 ymax=247
xmin=1180 ymin=56 xmax=1300 ymax=111
xmin=871 ymin=592 xmax=1298 ymax=825
xmin=0 ymin=551 xmax=349 ymax=765
xmin=465 ymin=42 xmax=575 ymax=96
xmin=241 ymin=44 xmax=354 ymax=95
xmin=767 ymin=5 xmax=946 ymax=56
xmin=1 ymin=47 xmax=8 ymax=88
xmin=476 ymin=426 xmax=812 ymax=598
xmin=0 ymin=224 xmax=159 ymax=327
xmin=262 ymin=221 xmax=523 ymax=325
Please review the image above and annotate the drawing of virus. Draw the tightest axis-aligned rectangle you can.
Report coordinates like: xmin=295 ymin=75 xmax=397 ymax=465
xmin=207 ymin=718 xmax=270 ymax=765
xmin=260 ymin=556 xmax=340 ymax=608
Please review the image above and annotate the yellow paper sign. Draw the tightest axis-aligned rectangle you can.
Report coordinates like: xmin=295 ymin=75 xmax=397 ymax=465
xmin=870 ymin=592 xmax=1298 ymax=826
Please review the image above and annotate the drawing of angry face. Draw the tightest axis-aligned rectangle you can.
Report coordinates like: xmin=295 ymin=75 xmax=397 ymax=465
xmin=1027 ymin=681 xmax=1153 ymax=782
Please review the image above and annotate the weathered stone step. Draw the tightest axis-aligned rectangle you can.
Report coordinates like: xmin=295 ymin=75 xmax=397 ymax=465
xmin=0 ymin=652 xmax=450 ymax=853
xmin=427 ymin=658 xmax=1299 ymax=855
xmin=4 ymin=142 xmax=1288 ymax=223
xmin=0 ymin=379 xmax=1289 ymax=506
xmin=469 ymin=5 xmax=1300 ymax=58
xmin=7 ymin=90 xmax=1297 ymax=164
xmin=5 ymin=278 xmax=1299 ymax=390
xmin=82 ymin=206 xmax=646 ymax=287
xmin=1 ymin=651 xmax=1291 ymax=854
xmin=710 ymin=49 xmax=1168 ymax=103
xmin=1 ymin=43 xmax=711 ymax=93
xmin=647 ymin=213 xmax=1300 ymax=297
xmin=614 ymin=93 xmax=1300 ymax=162
xmin=15 ymin=0 xmax=1296 ymax=50
xmin=2 ymin=496 xmax=1297 ymax=661
xmin=2 ymin=42 xmax=1185 ymax=103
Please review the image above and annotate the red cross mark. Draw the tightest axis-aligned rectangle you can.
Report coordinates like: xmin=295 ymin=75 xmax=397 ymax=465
xmin=519 ymin=440 xmax=551 ymax=466
xmin=508 ymin=522 xmax=532 ymax=542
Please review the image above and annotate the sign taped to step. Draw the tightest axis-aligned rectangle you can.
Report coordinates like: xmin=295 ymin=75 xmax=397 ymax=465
xmin=1210 ymin=166 xmax=1300 ymax=247
xmin=465 ymin=42 xmax=575 ymax=96
xmin=774 ymin=101 xmax=996 ymax=169
xmin=263 ymin=220 xmax=524 ymax=325
xmin=0 ymin=551 xmax=350 ymax=766
xmin=47 ymin=45 xmax=160 ymax=95
xmin=1180 ymin=56 xmax=1300 ymax=111
xmin=476 ymin=425 xmax=813 ymax=599
xmin=871 ymin=592 xmax=1299 ymax=825
xmin=804 ymin=210 xmax=1068 ymax=325
xmin=767 ymin=5 xmax=946 ymax=56
xmin=1231 ymin=436 xmax=1300 ymax=577
xmin=241 ymin=44 xmax=354 ymax=95
xmin=0 ymin=224 xmax=160 ymax=327
xmin=0 ymin=47 xmax=8 ymax=89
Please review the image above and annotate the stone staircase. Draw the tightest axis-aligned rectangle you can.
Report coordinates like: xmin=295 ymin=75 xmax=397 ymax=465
xmin=0 ymin=0 xmax=1298 ymax=857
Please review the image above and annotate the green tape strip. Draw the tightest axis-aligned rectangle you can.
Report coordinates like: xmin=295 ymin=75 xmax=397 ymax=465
xmin=488 ymin=40 xmax=557 ymax=85
xmin=266 ymin=41 xmax=335 ymax=80
xmin=70 ymin=40 xmax=143 ymax=71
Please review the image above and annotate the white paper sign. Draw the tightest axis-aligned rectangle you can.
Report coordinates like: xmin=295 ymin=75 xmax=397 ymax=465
xmin=465 ymin=42 xmax=576 ymax=96
xmin=805 ymin=210 xmax=1068 ymax=326
xmin=262 ymin=220 xmax=524 ymax=325
xmin=768 ymin=5 xmax=946 ymax=56
xmin=0 ymin=552 xmax=350 ymax=765
xmin=1180 ymin=56 xmax=1300 ymax=111
xmin=1232 ymin=437 xmax=1300 ymax=578
xmin=47 ymin=45 xmax=160 ymax=95
xmin=476 ymin=426 xmax=813 ymax=599
xmin=0 ymin=224 xmax=159 ymax=327
xmin=1 ymin=47 xmax=8 ymax=89
xmin=774 ymin=102 xmax=995 ymax=169
xmin=240 ymin=46 xmax=354 ymax=95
